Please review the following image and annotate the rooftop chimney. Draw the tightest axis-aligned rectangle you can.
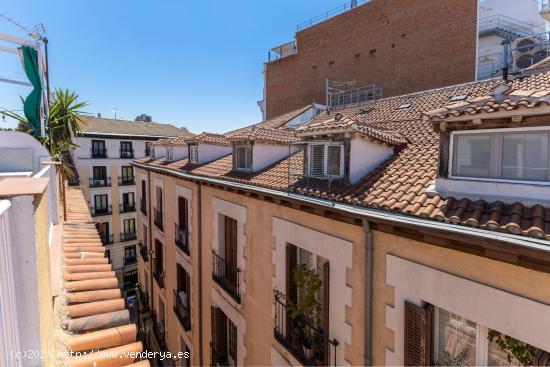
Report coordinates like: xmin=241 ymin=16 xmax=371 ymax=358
xmin=135 ymin=114 xmax=152 ymax=122
xmin=97 ymin=113 xmax=101 ymax=118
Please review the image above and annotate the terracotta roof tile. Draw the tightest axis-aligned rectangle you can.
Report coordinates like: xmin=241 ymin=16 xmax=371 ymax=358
xmin=134 ymin=71 xmax=550 ymax=241
xmin=227 ymin=127 xmax=297 ymax=144
xmin=184 ymin=132 xmax=231 ymax=146
xmin=80 ymin=116 xmax=191 ymax=138
xmin=57 ymin=186 xmax=149 ymax=367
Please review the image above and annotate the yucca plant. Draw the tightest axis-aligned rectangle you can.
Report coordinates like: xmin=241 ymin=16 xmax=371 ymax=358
xmin=3 ymin=88 xmax=88 ymax=178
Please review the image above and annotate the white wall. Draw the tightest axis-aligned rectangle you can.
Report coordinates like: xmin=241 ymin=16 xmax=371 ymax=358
xmin=171 ymin=146 xmax=188 ymax=161
xmin=349 ymin=137 xmax=394 ymax=184
xmin=74 ymin=136 xmax=152 ymax=161
xmin=0 ymin=132 xmax=50 ymax=174
xmin=480 ymin=0 xmax=545 ymax=29
xmin=197 ymin=144 xmax=232 ymax=165
xmin=252 ymin=144 xmax=291 ymax=172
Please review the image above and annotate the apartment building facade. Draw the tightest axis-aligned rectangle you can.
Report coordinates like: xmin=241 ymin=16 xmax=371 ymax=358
xmin=134 ymin=71 xmax=550 ymax=366
xmin=72 ymin=116 xmax=192 ymax=302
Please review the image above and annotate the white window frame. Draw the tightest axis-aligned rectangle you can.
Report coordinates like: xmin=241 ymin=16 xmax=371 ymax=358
xmin=151 ymin=147 xmax=156 ymax=160
xmin=189 ymin=145 xmax=198 ymax=164
xmin=166 ymin=147 xmax=173 ymax=161
xmin=449 ymin=126 xmax=550 ymax=186
xmin=307 ymin=142 xmax=345 ymax=178
xmin=234 ymin=145 xmax=252 ymax=171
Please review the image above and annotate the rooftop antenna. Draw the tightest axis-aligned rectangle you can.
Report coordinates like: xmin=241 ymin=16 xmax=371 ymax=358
xmin=0 ymin=12 xmax=46 ymax=40
xmin=113 ymin=108 xmax=118 ymax=120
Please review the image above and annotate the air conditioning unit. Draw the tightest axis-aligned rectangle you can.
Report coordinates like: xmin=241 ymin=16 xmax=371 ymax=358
xmin=512 ymin=36 xmax=548 ymax=70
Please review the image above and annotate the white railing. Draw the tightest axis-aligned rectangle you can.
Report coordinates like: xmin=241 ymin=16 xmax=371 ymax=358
xmin=0 ymin=200 xmax=22 ymax=366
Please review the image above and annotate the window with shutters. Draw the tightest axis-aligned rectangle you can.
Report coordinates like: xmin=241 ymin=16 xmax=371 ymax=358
xmin=212 ymin=215 xmax=241 ymax=303
xmin=234 ymin=145 xmax=252 ymax=170
xmin=307 ymin=142 xmax=344 ymax=178
xmin=174 ymin=263 xmax=191 ymax=331
xmin=211 ymin=307 xmax=237 ymax=366
xmin=189 ymin=145 xmax=198 ymax=164
xmin=405 ymin=303 xmax=548 ymax=366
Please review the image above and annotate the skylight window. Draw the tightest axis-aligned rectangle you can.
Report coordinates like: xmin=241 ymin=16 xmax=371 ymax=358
xmin=396 ymin=103 xmax=412 ymax=110
xmin=448 ymin=94 xmax=469 ymax=103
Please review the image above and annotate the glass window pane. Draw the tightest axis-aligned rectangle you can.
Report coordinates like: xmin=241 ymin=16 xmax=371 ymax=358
xmin=454 ymin=134 xmax=492 ymax=178
xmin=310 ymin=145 xmax=325 ymax=176
xmin=436 ymin=308 xmax=477 ymax=366
xmin=502 ymin=133 xmax=548 ymax=181
xmin=487 ymin=329 xmax=545 ymax=366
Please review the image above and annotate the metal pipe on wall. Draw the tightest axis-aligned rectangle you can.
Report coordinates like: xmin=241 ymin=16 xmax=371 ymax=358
xmin=363 ymin=220 xmax=373 ymax=366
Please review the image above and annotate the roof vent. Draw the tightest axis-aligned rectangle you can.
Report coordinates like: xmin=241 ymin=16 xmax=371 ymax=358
xmin=334 ymin=113 xmax=343 ymax=121
xmin=448 ymin=94 xmax=469 ymax=103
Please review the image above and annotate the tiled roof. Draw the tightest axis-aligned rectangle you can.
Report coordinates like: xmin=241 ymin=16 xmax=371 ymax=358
xmin=184 ymin=132 xmax=231 ymax=146
xmin=227 ymin=127 xmax=298 ymax=144
xmin=135 ymin=71 xmax=550 ymax=240
xmin=58 ymin=186 xmax=148 ymax=367
xmin=79 ymin=116 xmax=191 ymax=138
xmin=424 ymin=84 xmax=550 ymax=121
xmin=150 ymin=136 xmax=188 ymax=147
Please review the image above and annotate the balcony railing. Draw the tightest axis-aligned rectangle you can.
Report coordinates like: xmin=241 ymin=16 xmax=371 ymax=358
xmin=210 ymin=342 xmax=228 ymax=367
xmin=89 ymin=177 xmax=111 ymax=187
xmin=100 ymin=233 xmax=114 ymax=245
xmin=151 ymin=311 xmax=167 ymax=350
xmin=212 ymin=250 xmax=241 ymax=303
xmin=90 ymin=148 xmax=107 ymax=158
xmin=120 ymin=231 xmax=137 ymax=242
xmin=137 ymin=283 xmax=149 ymax=312
xmin=154 ymin=263 xmax=165 ymax=288
xmin=119 ymin=149 xmax=134 ymax=159
xmin=138 ymin=241 xmax=149 ymax=261
xmin=91 ymin=205 xmax=112 ymax=217
xmin=119 ymin=203 xmax=136 ymax=213
xmin=140 ymin=198 xmax=147 ymax=216
xmin=274 ymin=294 xmax=338 ymax=366
xmin=173 ymin=290 xmax=191 ymax=331
xmin=124 ymin=256 xmax=137 ymax=266
xmin=175 ymin=224 xmax=190 ymax=256
xmin=118 ymin=176 xmax=135 ymax=186
xmin=154 ymin=207 xmax=163 ymax=231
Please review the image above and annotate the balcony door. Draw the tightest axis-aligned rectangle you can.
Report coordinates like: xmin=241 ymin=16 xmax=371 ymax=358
xmin=178 ymin=196 xmax=188 ymax=231
xmin=92 ymin=140 xmax=106 ymax=156
xmin=94 ymin=194 xmax=108 ymax=212
xmin=155 ymin=239 xmax=163 ymax=275
xmin=123 ymin=192 xmax=135 ymax=210
xmin=121 ymin=166 xmax=133 ymax=183
xmin=223 ymin=216 xmax=237 ymax=285
xmin=123 ymin=218 xmax=136 ymax=235
xmin=211 ymin=307 xmax=237 ymax=366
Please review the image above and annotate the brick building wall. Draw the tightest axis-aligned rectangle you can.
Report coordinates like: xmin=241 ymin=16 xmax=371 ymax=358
xmin=264 ymin=0 xmax=478 ymax=118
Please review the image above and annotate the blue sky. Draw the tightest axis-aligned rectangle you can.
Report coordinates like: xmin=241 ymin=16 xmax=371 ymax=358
xmin=0 ymin=0 xmax=340 ymax=132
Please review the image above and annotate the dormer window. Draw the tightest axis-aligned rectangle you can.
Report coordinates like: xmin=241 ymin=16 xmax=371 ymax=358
xmin=166 ymin=147 xmax=174 ymax=161
xmin=308 ymin=142 xmax=344 ymax=178
xmin=189 ymin=145 xmax=198 ymax=164
xmin=235 ymin=145 xmax=252 ymax=171
xmin=451 ymin=128 xmax=550 ymax=182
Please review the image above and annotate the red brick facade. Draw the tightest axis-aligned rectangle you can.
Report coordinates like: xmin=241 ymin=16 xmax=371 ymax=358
xmin=265 ymin=0 xmax=478 ymax=118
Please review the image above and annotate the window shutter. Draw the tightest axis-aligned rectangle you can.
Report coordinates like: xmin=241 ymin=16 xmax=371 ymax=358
xmin=404 ymin=301 xmax=434 ymax=366
xmin=533 ymin=350 xmax=550 ymax=366
xmin=286 ymin=244 xmax=298 ymax=303
xmin=246 ymin=146 xmax=252 ymax=169
xmin=327 ymin=145 xmax=341 ymax=176
xmin=310 ymin=145 xmax=325 ymax=176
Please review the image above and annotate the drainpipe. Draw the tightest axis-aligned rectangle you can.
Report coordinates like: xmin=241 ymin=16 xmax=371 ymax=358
xmin=363 ymin=220 xmax=373 ymax=366
xmin=197 ymin=182 xmax=204 ymax=366
xmin=147 ymin=170 xmax=154 ymax=340
xmin=501 ymin=40 xmax=511 ymax=81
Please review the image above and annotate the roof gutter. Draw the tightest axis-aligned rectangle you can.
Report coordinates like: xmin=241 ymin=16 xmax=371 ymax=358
xmin=131 ymin=161 xmax=550 ymax=252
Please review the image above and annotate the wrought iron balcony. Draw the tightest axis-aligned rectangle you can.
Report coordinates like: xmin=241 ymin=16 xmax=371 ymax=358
xmin=119 ymin=149 xmax=134 ymax=159
xmin=140 ymin=198 xmax=147 ymax=216
xmin=90 ymin=148 xmax=107 ymax=158
xmin=212 ymin=250 xmax=241 ymax=303
xmin=89 ymin=177 xmax=111 ymax=187
xmin=91 ymin=205 xmax=112 ymax=217
xmin=100 ymin=233 xmax=114 ymax=245
xmin=120 ymin=231 xmax=137 ymax=242
xmin=175 ymin=224 xmax=190 ymax=256
xmin=119 ymin=203 xmax=136 ymax=213
xmin=173 ymin=290 xmax=191 ymax=331
xmin=138 ymin=241 xmax=149 ymax=261
xmin=151 ymin=311 xmax=167 ymax=350
xmin=153 ymin=207 xmax=163 ymax=231
xmin=153 ymin=263 xmax=164 ymax=288
xmin=137 ymin=283 xmax=149 ymax=312
xmin=210 ymin=342 xmax=228 ymax=367
xmin=274 ymin=294 xmax=338 ymax=366
xmin=118 ymin=176 xmax=135 ymax=186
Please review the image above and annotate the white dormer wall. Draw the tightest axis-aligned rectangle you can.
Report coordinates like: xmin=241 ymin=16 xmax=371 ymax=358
xmin=197 ymin=144 xmax=232 ymax=164
xmin=170 ymin=146 xmax=188 ymax=161
xmin=153 ymin=147 xmax=166 ymax=159
xmin=251 ymin=143 xmax=296 ymax=172
xmin=349 ymin=136 xmax=394 ymax=184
